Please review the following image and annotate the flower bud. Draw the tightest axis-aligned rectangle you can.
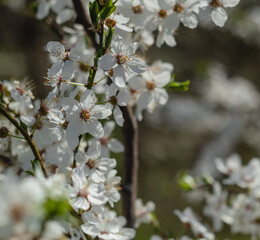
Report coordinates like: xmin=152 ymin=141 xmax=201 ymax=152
xmin=0 ymin=127 xmax=9 ymax=138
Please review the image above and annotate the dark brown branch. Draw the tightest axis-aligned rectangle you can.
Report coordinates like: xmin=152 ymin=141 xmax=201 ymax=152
xmin=121 ymin=105 xmax=139 ymax=228
xmin=72 ymin=0 xmax=98 ymax=49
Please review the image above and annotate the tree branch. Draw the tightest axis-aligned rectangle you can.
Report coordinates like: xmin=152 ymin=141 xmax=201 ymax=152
xmin=121 ymin=105 xmax=139 ymax=228
xmin=72 ymin=0 xmax=98 ymax=49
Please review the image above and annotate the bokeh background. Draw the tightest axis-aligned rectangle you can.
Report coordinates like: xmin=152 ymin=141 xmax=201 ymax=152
xmin=0 ymin=0 xmax=260 ymax=239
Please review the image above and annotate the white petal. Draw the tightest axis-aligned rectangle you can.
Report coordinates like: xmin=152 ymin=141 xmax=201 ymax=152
xmin=56 ymin=9 xmax=75 ymax=24
xmin=47 ymin=41 xmax=65 ymax=60
xmin=111 ymin=35 xmax=123 ymax=55
xmin=48 ymin=61 xmax=63 ymax=78
xmin=154 ymin=71 xmax=171 ymax=87
xmin=127 ymin=59 xmax=147 ymax=74
xmin=62 ymin=60 xmax=74 ymax=80
xmin=98 ymin=54 xmax=117 ymax=71
xmin=116 ymin=23 xmax=133 ymax=32
xmin=126 ymin=42 xmax=138 ymax=55
xmin=113 ymin=65 xmax=126 ymax=87
xmin=113 ymin=106 xmax=124 ymax=126
xmin=91 ymin=105 xmax=112 ymax=119
xmin=108 ymin=138 xmax=124 ymax=152
xmin=104 ymin=121 xmax=115 ymax=137
xmin=117 ymin=89 xmax=130 ymax=106
xmin=80 ymin=89 xmax=97 ymax=109
xmin=128 ymin=76 xmax=146 ymax=90
xmin=211 ymin=8 xmax=228 ymax=27
xmin=86 ymin=118 xmax=104 ymax=138
xmin=222 ymin=0 xmax=240 ymax=8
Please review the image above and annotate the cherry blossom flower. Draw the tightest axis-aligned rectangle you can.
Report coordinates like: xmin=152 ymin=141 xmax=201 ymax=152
xmin=61 ymin=89 xmax=112 ymax=149
xmin=46 ymin=41 xmax=79 ymax=80
xmin=200 ymin=0 xmax=240 ymax=27
xmin=98 ymin=35 xmax=146 ymax=87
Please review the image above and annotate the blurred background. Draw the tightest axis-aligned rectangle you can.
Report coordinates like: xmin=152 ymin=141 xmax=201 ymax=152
xmin=0 ymin=0 xmax=260 ymax=239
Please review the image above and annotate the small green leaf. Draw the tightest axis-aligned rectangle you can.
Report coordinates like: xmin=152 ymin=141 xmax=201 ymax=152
xmin=89 ymin=1 xmax=100 ymax=27
xmin=20 ymin=120 xmax=28 ymax=131
xmin=104 ymin=26 xmax=114 ymax=49
xmin=25 ymin=170 xmax=34 ymax=176
xmin=166 ymin=80 xmax=190 ymax=91
xmin=100 ymin=4 xmax=116 ymax=20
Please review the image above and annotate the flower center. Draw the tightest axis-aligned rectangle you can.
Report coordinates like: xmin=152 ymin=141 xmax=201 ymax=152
xmin=77 ymin=188 xmax=88 ymax=198
xmin=100 ymin=136 xmax=109 ymax=145
xmin=173 ymin=3 xmax=184 ymax=13
xmin=16 ymin=87 xmax=24 ymax=95
xmin=132 ymin=5 xmax=142 ymax=14
xmin=109 ymin=68 xmax=114 ymax=77
xmin=63 ymin=51 xmax=70 ymax=61
xmin=158 ymin=9 xmax=167 ymax=19
xmin=50 ymin=164 xmax=58 ymax=174
xmin=210 ymin=0 xmax=222 ymax=8
xmin=109 ymin=96 xmax=118 ymax=106
xmin=86 ymin=159 xmax=96 ymax=169
xmin=105 ymin=18 xmax=117 ymax=28
xmin=80 ymin=109 xmax=91 ymax=121
xmin=61 ymin=121 xmax=69 ymax=129
xmin=116 ymin=55 xmax=127 ymax=65
xmin=146 ymin=81 xmax=156 ymax=91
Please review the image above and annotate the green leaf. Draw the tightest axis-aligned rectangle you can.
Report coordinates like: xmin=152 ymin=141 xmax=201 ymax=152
xmin=100 ymin=4 xmax=116 ymax=20
xmin=25 ymin=170 xmax=34 ymax=176
xmin=166 ymin=80 xmax=190 ymax=91
xmin=44 ymin=197 xmax=71 ymax=219
xmin=104 ymin=26 xmax=114 ymax=49
xmin=89 ymin=1 xmax=100 ymax=27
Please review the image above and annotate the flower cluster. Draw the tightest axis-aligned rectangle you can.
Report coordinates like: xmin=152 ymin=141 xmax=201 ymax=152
xmin=0 ymin=0 xmax=242 ymax=239
xmin=179 ymin=154 xmax=260 ymax=240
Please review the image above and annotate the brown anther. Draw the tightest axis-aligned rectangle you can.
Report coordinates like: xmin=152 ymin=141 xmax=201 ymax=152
xmin=63 ymin=51 xmax=70 ymax=61
xmin=86 ymin=159 xmax=96 ymax=169
xmin=173 ymin=3 xmax=184 ymax=13
xmin=16 ymin=87 xmax=24 ymax=95
xmin=109 ymin=68 xmax=114 ymax=77
xmin=210 ymin=0 xmax=222 ymax=8
xmin=61 ymin=121 xmax=69 ymax=130
xmin=146 ymin=81 xmax=156 ymax=91
xmin=132 ymin=5 xmax=142 ymax=14
xmin=105 ymin=18 xmax=117 ymax=28
xmin=80 ymin=109 xmax=91 ymax=121
xmin=57 ymin=76 xmax=63 ymax=86
xmin=50 ymin=164 xmax=58 ymax=174
xmin=116 ymin=55 xmax=127 ymax=65
xmin=130 ymin=88 xmax=138 ymax=95
xmin=158 ymin=9 xmax=167 ymax=19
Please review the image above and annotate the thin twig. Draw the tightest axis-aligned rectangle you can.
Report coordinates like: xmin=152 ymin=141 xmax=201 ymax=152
xmin=0 ymin=105 xmax=48 ymax=177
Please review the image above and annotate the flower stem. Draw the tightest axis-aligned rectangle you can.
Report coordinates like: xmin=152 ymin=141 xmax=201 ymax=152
xmin=31 ymin=115 xmax=42 ymax=138
xmin=65 ymin=81 xmax=86 ymax=87
xmin=0 ymin=104 xmax=48 ymax=177
xmin=8 ymin=134 xmax=25 ymax=140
